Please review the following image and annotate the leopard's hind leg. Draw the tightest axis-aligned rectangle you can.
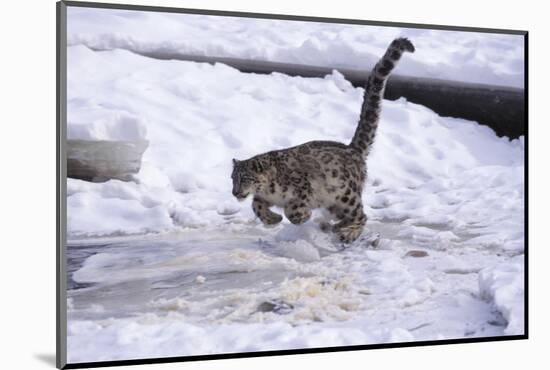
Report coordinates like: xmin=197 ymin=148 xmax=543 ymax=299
xmin=331 ymin=193 xmax=366 ymax=243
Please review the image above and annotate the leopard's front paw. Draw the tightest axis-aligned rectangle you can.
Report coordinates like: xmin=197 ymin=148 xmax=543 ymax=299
xmin=262 ymin=213 xmax=283 ymax=226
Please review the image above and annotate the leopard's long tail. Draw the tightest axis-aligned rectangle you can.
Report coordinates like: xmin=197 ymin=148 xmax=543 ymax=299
xmin=349 ymin=37 xmax=415 ymax=156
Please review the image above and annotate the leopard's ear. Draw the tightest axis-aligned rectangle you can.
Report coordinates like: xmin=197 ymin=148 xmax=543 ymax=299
xmin=232 ymin=158 xmax=239 ymax=165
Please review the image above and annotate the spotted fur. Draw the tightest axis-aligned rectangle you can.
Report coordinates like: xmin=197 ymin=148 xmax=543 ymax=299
xmin=231 ymin=38 xmax=414 ymax=243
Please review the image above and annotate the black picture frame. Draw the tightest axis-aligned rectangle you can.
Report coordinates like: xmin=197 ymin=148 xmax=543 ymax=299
xmin=57 ymin=1 xmax=528 ymax=368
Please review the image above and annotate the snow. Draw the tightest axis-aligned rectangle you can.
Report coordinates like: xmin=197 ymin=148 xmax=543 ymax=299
xmin=65 ymin=9 xmax=525 ymax=364
xmin=479 ymin=256 xmax=525 ymax=335
xmin=67 ymin=101 xmax=148 ymax=141
xmin=67 ymin=191 xmax=173 ymax=236
xmin=67 ymin=7 xmax=525 ymax=88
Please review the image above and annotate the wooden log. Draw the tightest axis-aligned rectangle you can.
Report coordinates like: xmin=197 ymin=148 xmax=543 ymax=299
xmin=383 ymin=76 xmax=524 ymax=139
xmin=67 ymin=139 xmax=148 ymax=182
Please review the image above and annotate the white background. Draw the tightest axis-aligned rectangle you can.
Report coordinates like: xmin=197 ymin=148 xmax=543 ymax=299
xmin=0 ymin=0 xmax=546 ymax=369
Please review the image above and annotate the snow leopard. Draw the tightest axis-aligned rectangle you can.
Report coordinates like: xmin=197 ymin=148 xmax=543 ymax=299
xmin=231 ymin=38 xmax=415 ymax=243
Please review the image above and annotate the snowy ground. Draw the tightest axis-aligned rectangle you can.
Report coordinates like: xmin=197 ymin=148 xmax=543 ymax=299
xmin=65 ymin=8 xmax=525 ymax=365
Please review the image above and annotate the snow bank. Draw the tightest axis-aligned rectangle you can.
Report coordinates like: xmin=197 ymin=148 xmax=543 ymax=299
xmin=67 ymin=7 xmax=525 ymax=88
xmin=68 ymin=102 xmax=147 ymax=141
xmin=66 ymin=46 xmax=524 ymax=252
xmin=479 ymin=256 xmax=525 ymax=335
xmin=67 ymin=180 xmax=173 ymax=236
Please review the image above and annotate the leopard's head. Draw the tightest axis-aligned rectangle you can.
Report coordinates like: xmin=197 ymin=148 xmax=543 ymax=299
xmin=231 ymin=158 xmax=269 ymax=200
